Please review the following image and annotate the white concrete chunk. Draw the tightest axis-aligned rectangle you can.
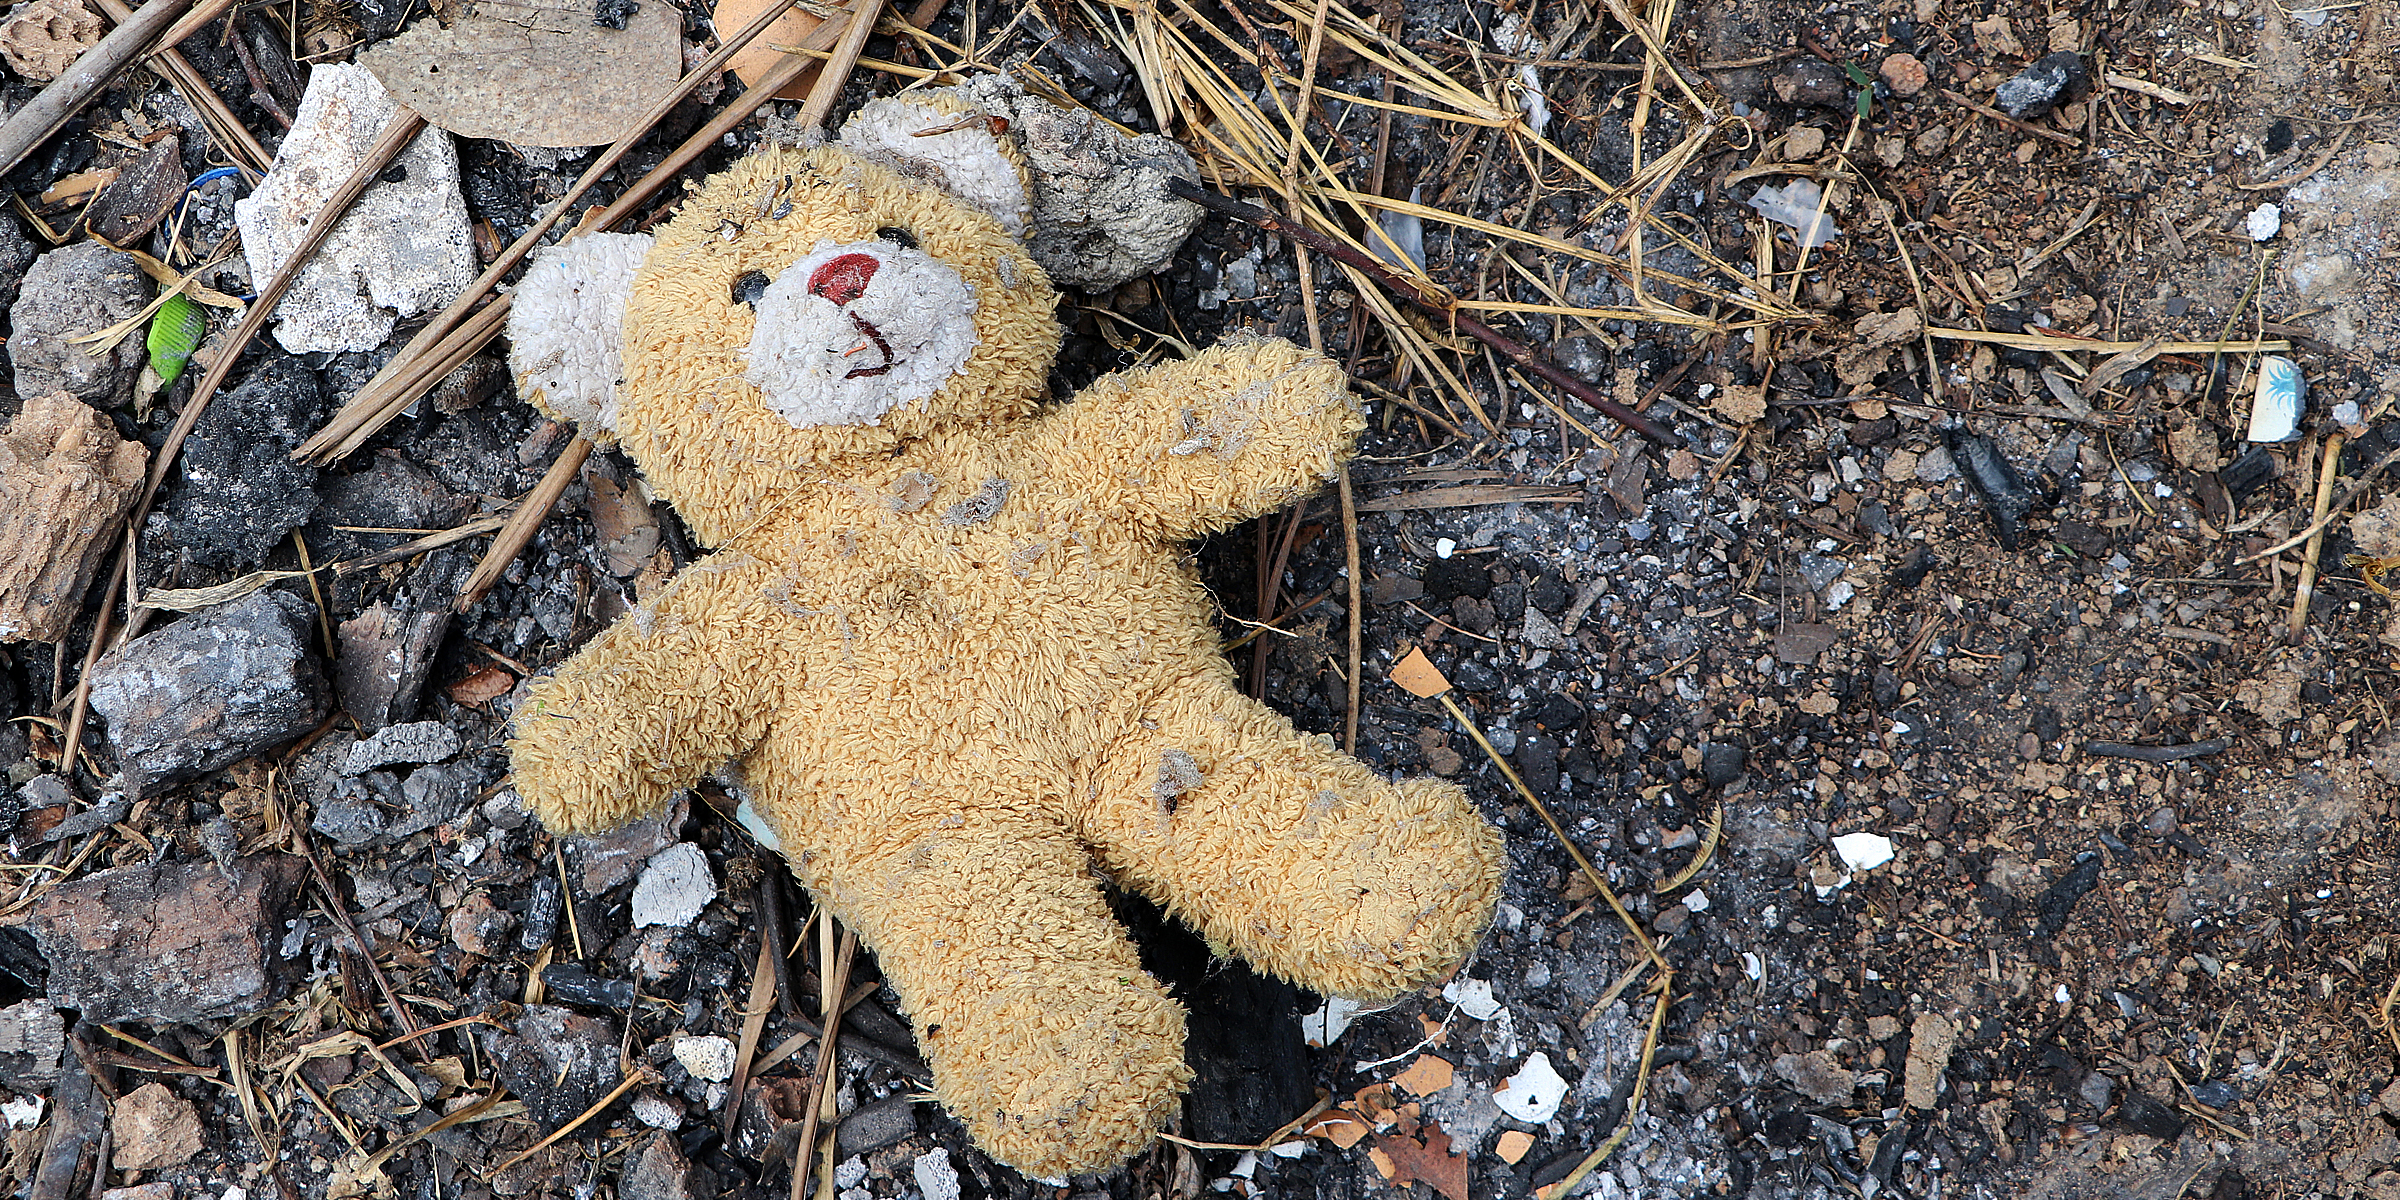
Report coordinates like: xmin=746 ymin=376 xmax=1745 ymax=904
xmin=234 ymin=64 xmax=476 ymax=353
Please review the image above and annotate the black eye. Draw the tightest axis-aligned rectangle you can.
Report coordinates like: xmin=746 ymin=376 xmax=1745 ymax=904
xmin=875 ymin=226 xmax=918 ymax=250
xmin=731 ymin=270 xmax=770 ymax=306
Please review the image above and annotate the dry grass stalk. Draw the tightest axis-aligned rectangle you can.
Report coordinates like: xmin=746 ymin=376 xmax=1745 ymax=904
xmin=90 ymin=0 xmax=271 ymax=177
xmin=789 ymin=924 xmax=858 ymax=1200
xmin=2289 ymin=432 xmax=2346 ymax=640
xmin=797 ymin=0 xmax=885 ymax=128
xmin=722 ymin=925 xmax=782 ymax=1141
xmin=1075 ymin=0 xmax=1794 ymax=443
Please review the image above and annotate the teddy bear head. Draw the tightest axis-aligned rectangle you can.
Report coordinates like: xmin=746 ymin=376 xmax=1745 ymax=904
xmin=509 ymin=93 xmax=1071 ymax=545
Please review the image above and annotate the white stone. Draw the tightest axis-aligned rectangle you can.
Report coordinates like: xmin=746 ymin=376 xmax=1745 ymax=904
xmin=1 ymin=1095 xmax=41 ymax=1129
xmin=1832 ymin=832 xmax=1896 ymax=872
xmin=1492 ymin=1052 xmax=1569 ymax=1123
xmin=631 ymin=843 xmax=717 ymax=927
xmin=672 ymin=1035 xmax=736 ymax=1082
xmin=631 ymin=1091 xmax=681 ymax=1128
xmin=233 ymin=64 xmax=476 ymax=353
xmin=2244 ymin=202 xmax=2281 ymax=242
xmin=344 ymin=720 xmax=462 ymax=773
xmin=1682 ymin=889 xmax=1711 ymax=912
xmin=913 ymin=1150 xmax=961 ymax=1200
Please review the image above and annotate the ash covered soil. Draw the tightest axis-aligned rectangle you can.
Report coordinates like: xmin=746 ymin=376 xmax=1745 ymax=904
xmin=4 ymin=0 xmax=2400 ymax=1195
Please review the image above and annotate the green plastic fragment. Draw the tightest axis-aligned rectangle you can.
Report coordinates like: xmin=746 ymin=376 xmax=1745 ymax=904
xmin=146 ymin=292 xmax=205 ymax=388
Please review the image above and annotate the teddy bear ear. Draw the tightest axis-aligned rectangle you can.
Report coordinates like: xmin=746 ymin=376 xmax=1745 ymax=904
xmin=506 ymin=231 xmax=655 ymax=443
xmin=836 ymin=93 xmax=1034 ymax=236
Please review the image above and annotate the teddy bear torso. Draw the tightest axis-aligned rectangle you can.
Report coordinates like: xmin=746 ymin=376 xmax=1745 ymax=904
xmin=695 ymin=425 xmax=1235 ymax=851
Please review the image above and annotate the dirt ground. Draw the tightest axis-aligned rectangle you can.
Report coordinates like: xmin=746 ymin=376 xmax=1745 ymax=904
xmin=5 ymin=0 xmax=2400 ymax=1195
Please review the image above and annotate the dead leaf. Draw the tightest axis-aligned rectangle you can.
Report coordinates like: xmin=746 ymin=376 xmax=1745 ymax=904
xmin=2167 ymin=422 xmax=2226 ymax=472
xmin=1853 ymin=308 xmax=1923 ymax=348
xmin=358 ymin=0 xmax=679 ymax=146
xmin=2079 ymin=335 xmax=2164 ymax=400
xmin=1375 ymin=1124 xmax=1468 ymax=1200
xmin=1350 ymin=1082 xmax=1398 ymax=1124
xmin=1391 ymin=1053 xmax=1455 ymax=1097
xmin=1390 ymin=647 xmax=1451 ymax=698
xmin=1304 ymin=1109 xmax=1371 ymax=1149
xmin=1714 ymin=382 xmax=1767 ymax=424
xmin=1772 ymin=622 xmax=1840 ymax=666
xmin=448 ymin=666 xmax=516 ymax=707
xmin=1972 ymin=14 xmax=2026 ymax=58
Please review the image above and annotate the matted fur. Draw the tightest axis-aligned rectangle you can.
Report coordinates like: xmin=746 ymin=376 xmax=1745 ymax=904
xmin=508 ymin=145 xmax=1505 ymax=1178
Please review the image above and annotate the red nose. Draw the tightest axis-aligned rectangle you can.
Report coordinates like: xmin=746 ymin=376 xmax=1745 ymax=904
xmin=807 ymin=253 xmax=879 ymax=304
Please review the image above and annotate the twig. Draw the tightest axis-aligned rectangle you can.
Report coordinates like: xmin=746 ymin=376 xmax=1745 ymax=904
xmin=57 ymin=110 xmax=426 ymax=782
xmin=267 ymin=789 xmax=427 ymax=1056
xmin=2289 ymin=432 xmax=2345 ymax=640
xmin=789 ymin=925 xmax=857 ymax=1200
xmin=454 ymin=440 xmax=593 ymax=611
xmin=2235 ymin=445 xmax=2400 ymax=564
xmin=484 ymin=1072 xmax=645 ymax=1178
xmin=1337 ymin=468 xmax=1361 ymax=753
xmin=2240 ymin=123 xmax=2353 ymax=191
xmin=721 ymin=925 xmax=780 ymax=1141
xmin=0 ymin=0 xmax=194 ymax=177
xmin=1936 ymin=87 xmax=2082 ymax=147
xmin=295 ymin=0 xmax=833 ymax=464
xmin=1167 ymin=180 xmax=1683 ymax=449
xmin=2085 ymin=738 xmax=2231 ymax=763
xmin=796 ymin=0 xmax=883 ymax=130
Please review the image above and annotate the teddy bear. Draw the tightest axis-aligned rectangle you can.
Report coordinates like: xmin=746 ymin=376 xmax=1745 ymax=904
xmin=502 ymin=85 xmax=1506 ymax=1178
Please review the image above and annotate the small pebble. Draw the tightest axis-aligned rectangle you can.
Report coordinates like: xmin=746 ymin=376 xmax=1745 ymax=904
xmin=1878 ymin=52 xmax=1929 ymax=96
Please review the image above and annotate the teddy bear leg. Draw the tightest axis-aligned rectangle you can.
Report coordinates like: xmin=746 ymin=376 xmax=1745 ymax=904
xmin=802 ymin=808 xmax=1193 ymax=1179
xmin=1075 ymin=684 xmax=1506 ymax=1003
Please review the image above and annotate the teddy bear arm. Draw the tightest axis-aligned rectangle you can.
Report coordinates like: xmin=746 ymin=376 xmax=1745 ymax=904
xmin=1030 ymin=336 xmax=1363 ymax=540
xmin=509 ymin=568 xmax=785 ymax=835
xmin=1074 ymin=678 xmax=1504 ymax=1001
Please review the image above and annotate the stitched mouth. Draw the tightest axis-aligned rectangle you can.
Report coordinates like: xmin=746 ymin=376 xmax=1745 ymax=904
xmin=844 ymin=312 xmax=894 ymax=378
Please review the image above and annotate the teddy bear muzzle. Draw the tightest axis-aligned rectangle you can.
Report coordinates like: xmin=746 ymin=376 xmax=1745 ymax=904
xmin=742 ymin=238 xmax=982 ymax=429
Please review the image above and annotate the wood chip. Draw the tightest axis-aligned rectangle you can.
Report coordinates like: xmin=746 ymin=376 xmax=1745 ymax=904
xmin=1350 ymin=484 xmax=1582 ymax=512
xmin=1390 ymin=647 xmax=1451 ymax=697
xmin=1391 ymin=1053 xmax=1454 ymax=1097
xmin=1495 ymin=1129 xmax=1535 ymax=1164
xmin=0 ymin=392 xmax=146 ymax=643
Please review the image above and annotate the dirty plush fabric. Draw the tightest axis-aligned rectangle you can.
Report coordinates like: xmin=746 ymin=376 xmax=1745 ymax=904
xmin=507 ymin=139 xmax=1505 ymax=1177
